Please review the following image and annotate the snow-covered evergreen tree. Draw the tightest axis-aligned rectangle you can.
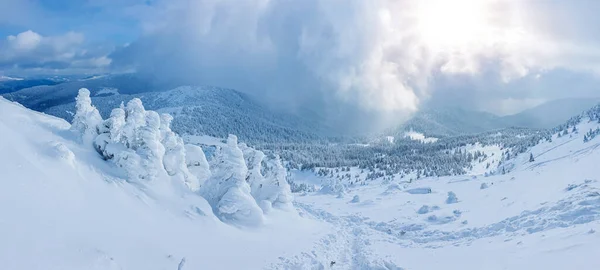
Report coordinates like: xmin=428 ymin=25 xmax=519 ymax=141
xmin=184 ymin=144 xmax=211 ymax=186
xmin=258 ymin=155 xmax=294 ymax=212
xmin=200 ymin=135 xmax=264 ymax=226
xmin=160 ymin=113 xmax=199 ymax=191
xmin=71 ymin=88 xmax=102 ymax=145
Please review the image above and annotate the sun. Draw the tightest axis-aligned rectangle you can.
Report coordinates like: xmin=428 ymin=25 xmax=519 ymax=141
xmin=416 ymin=0 xmax=491 ymax=51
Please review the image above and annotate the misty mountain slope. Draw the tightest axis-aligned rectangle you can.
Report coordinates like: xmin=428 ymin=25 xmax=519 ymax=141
xmin=397 ymin=107 xmax=510 ymax=137
xmin=501 ymin=98 xmax=600 ymax=129
xmin=280 ymin=109 xmax=600 ymax=269
xmin=43 ymin=85 xmax=329 ymax=144
xmin=0 ymin=97 xmax=325 ymax=270
xmin=394 ymin=98 xmax=600 ymax=138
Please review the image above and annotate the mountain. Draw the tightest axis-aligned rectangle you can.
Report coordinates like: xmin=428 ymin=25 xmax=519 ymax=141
xmin=0 ymin=78 xmax=61 ymax=94
xmin=500 ymin=98 xmax=600 ymax=129
xmin=394 ymin=98 xmax=600 ymax=138
xmin=395 ymin=106 xmax=509 ymax=137
xmin=2 ymin=73 xmax=174 ymax=111
xmin=42 ymin=85 xmax=330 ymax=144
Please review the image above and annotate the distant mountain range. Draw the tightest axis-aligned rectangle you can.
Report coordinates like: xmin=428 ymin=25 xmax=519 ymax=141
xmin=394 ymin=98 xmax=600 ymax=138
xmin=3 ymin=73 xmax=599 ymax=143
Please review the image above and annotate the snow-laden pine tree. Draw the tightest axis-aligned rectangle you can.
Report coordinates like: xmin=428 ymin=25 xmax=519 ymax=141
xmin=71 ymin=88 xmax=103 ymax=146
xmin=160 ymin=113 xmax=199 ymax=191
xmin=260 ymin=155 xmax=294 ymax=211
xmin=240 ymin=143 xmax=266 ymax=197
xmin=200 ymin=135 xmax=264 ymax=226
xmin=136 ymin=111 xmax=166 ymax=180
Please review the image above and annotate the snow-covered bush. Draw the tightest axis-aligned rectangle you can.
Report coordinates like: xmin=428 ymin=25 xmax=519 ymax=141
xmin=320 ymin=175 xmax=346 ymax=196
xmin=417 ymin=205 xmax=430 ymax=214
xmin=480 ymin=183 xmax=489 ymax=189
xmin=446 ymin=191 xmax=458 ymax=204
xmin=200 ymin=135 xmax=264 ymax=226
xmin=71 ymin=88 xmax=102 ymax=145
xmin=350 ymin=195 xmax=360 ymax=203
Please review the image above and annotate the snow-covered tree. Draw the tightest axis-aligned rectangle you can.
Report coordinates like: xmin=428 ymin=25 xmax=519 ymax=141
xmin=529 ymin=153 xmax=535 ymax=162
xmin=446 ymin=191 xmax=458 ymax=204
xmin=320 ymin=173 xmax=346 ymax=196
xmin=160 ymin=114 xmax=199 ymax=191
xmin=184 ymin=144 xmax=211 ymax=186
xmin=71 ymin=88 xmax=102 ymax=145
xmin=257 ymin=155 xmax=294 ymax=212
xmin=200 ymin=135 xmax=263 ymax=226
xmin=136 ymin=111 xmax=166 ymax=181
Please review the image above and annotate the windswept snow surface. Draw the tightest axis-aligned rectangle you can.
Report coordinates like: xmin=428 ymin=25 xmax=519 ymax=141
xmin=0 ymin=98 xmax=326 ymax=270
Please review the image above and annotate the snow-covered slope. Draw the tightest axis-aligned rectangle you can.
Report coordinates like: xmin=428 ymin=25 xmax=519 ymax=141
xmin=0 ymin=97 xmax=325 ymax=270
xmin=2 ymin=92 xmax=600 ymax=269
xmin=282 ymin=111 xmax=600 ymax=269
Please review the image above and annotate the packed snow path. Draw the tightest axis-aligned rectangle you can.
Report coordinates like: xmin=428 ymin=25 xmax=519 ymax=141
xmin=271 ymin=201 xmax=404 ymax=270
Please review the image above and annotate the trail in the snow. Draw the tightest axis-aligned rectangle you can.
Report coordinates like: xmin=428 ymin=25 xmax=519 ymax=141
xmin=270 ymin=202 xmax=404 ymax=270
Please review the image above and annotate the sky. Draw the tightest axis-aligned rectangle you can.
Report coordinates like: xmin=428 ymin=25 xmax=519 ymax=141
xmin=2 ymin=0 xmax=600 ymax=128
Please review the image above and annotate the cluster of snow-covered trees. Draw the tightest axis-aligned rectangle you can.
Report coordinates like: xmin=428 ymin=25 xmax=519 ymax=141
xmin=70 ymin=88 xmax=293 ymax=226
xmin=267 ymin=127 xmax=548 ymax=181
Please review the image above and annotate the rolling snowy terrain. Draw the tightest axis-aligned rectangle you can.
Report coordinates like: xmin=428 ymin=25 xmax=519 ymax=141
xmin=1 ymin=88 xmax=600 ymax=269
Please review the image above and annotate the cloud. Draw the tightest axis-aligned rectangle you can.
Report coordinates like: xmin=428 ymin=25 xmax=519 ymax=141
xmin=0 ymin=30 xmax=111 ymax=74
xmin=7 ymin=0 xmax=600 ymax=128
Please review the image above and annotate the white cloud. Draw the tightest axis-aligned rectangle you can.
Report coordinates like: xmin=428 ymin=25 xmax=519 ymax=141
xmin=1 ymin=30 xmax=110 ymax=74
xmin=7 ymin=30 xmax=42 ymax=51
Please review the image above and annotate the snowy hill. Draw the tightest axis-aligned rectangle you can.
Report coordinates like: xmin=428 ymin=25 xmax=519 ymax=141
xmin=0 ymin=94 xmax=324 ymax=270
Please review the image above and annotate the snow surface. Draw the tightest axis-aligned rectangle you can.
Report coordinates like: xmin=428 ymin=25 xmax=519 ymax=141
xmin=2 ymin=95 xmax=600 ymax=269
